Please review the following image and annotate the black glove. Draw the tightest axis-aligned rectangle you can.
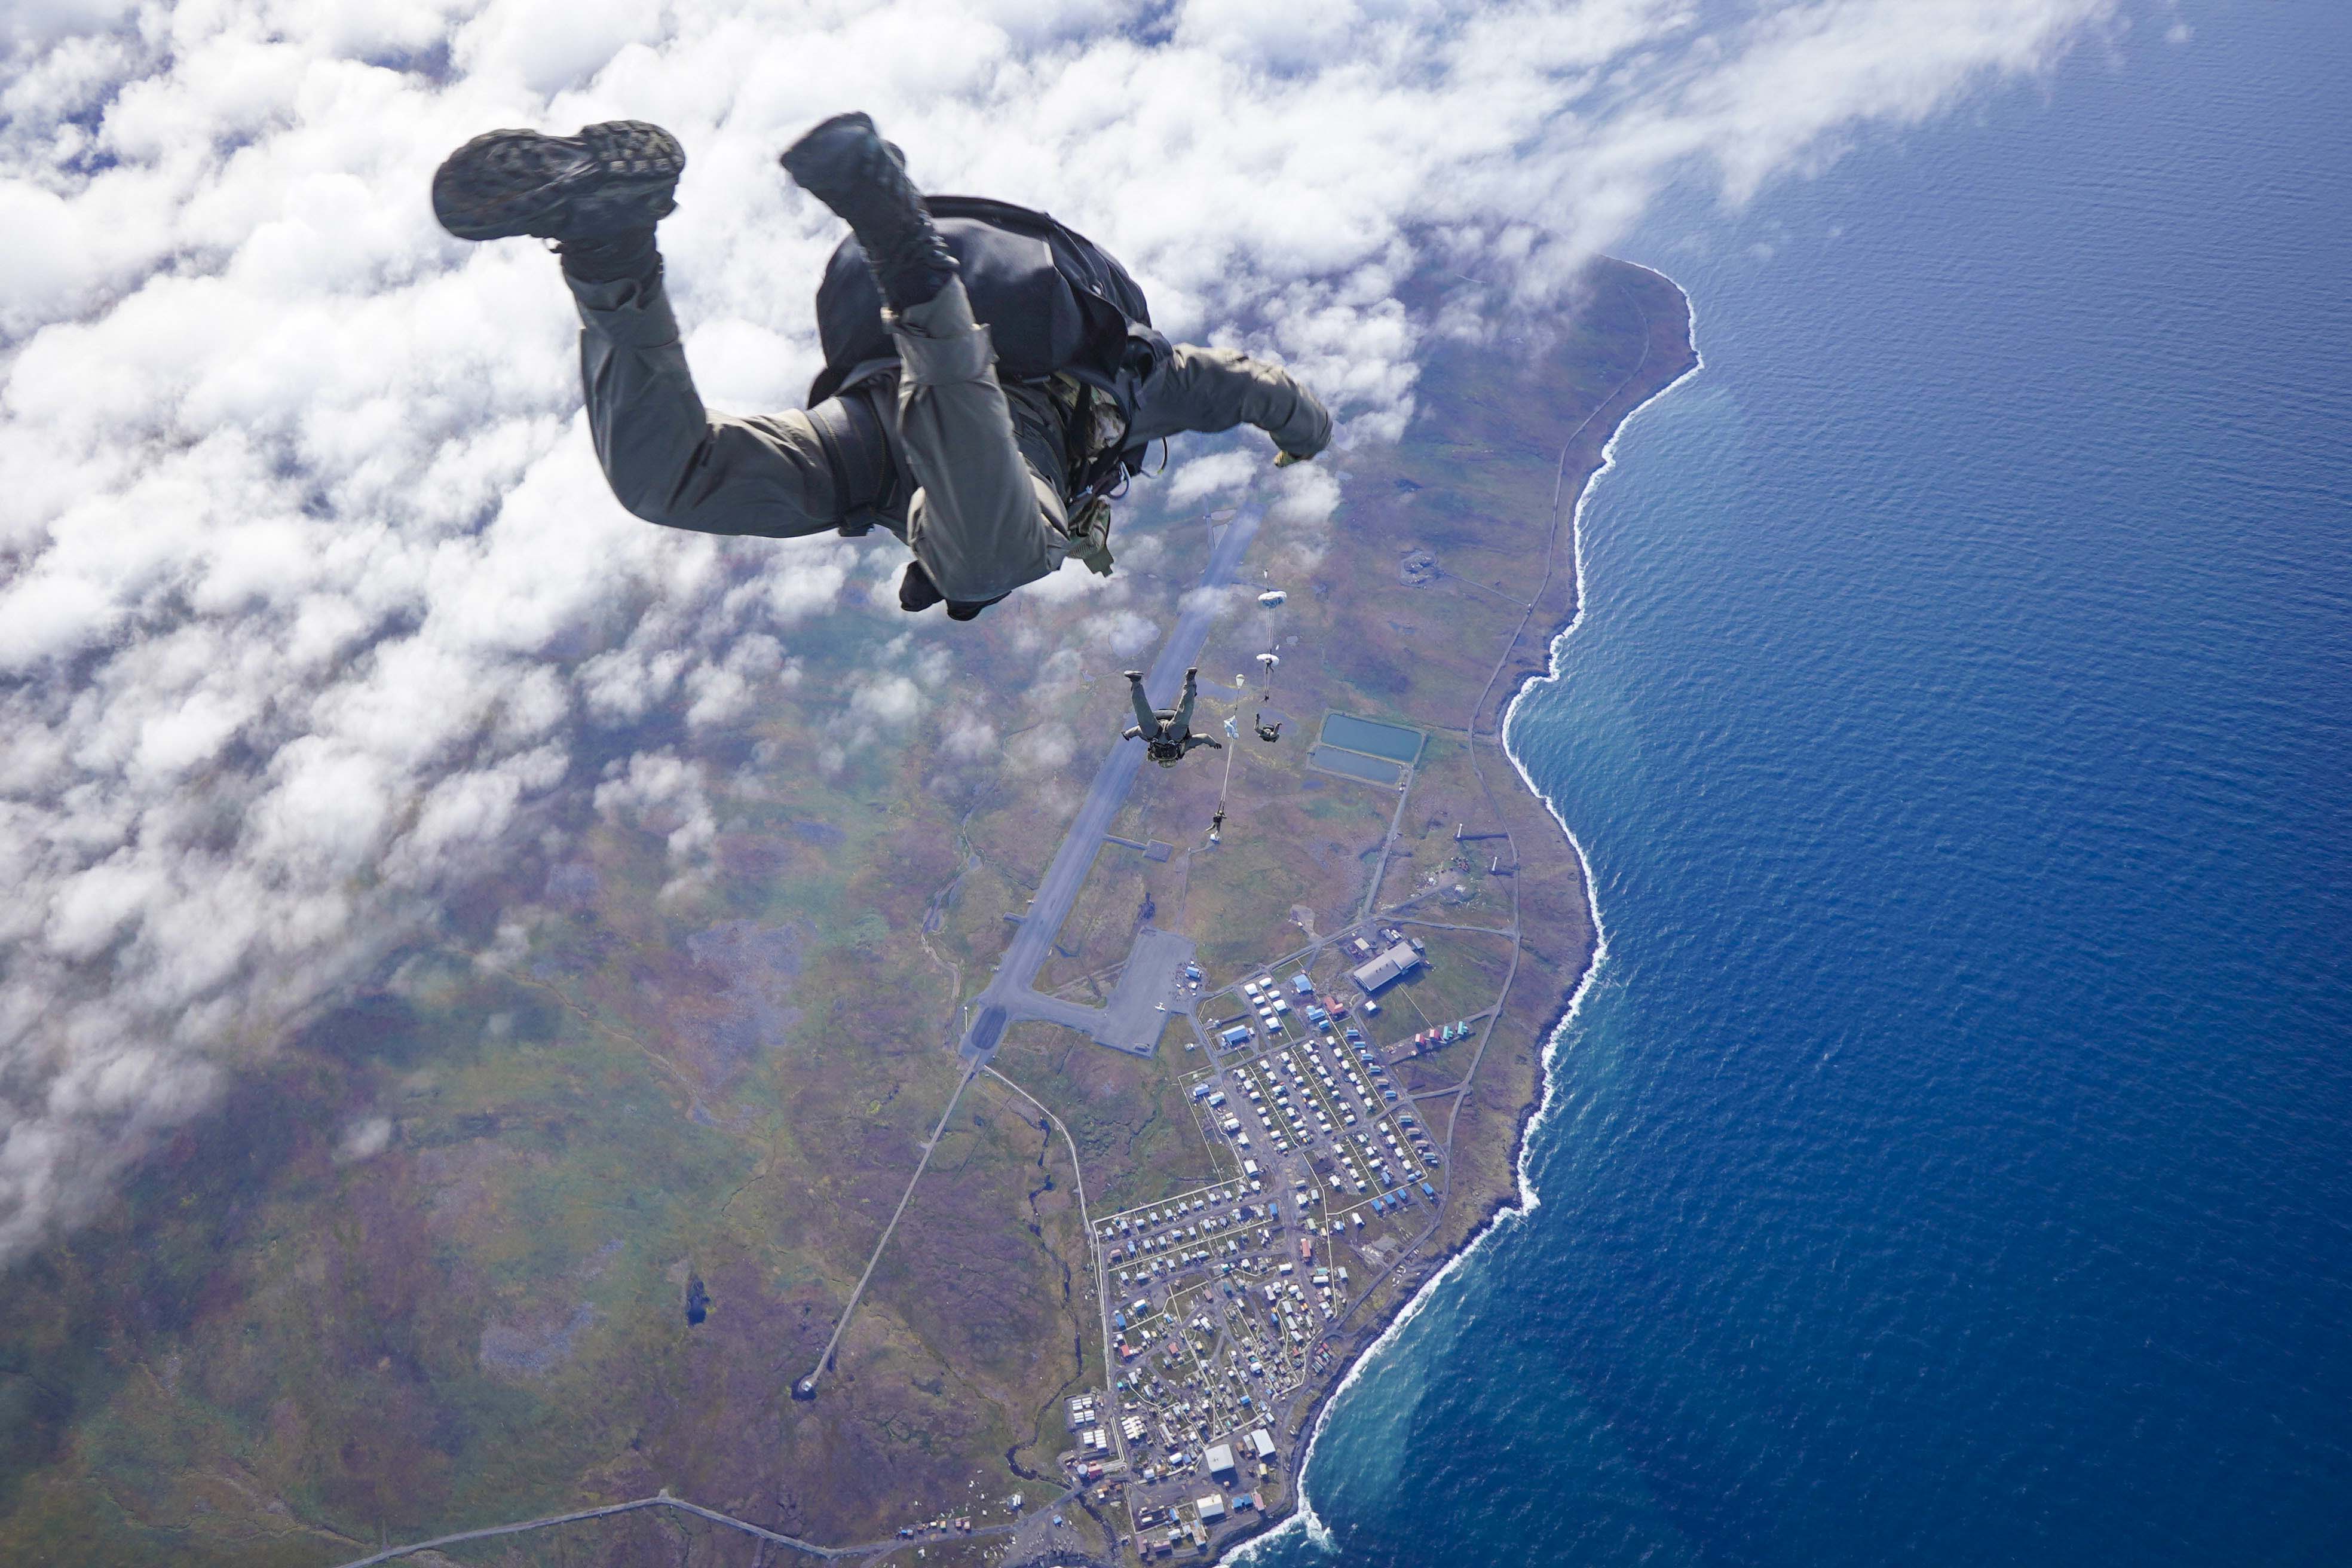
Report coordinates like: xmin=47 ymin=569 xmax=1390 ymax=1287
xmin=899 ymin=560 xmax=1004 ymax=621
xmin=899 ymin=559 xmax=945 ymax=612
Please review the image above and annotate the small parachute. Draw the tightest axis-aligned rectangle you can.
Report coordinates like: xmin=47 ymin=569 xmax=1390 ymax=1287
xmin=1256 ymin=653 xmax=1281 ymax=670
xmin=1257 ymin=589 xmax=1287 ymax=608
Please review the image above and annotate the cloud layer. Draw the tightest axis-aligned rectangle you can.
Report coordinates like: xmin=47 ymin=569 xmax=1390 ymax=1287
xmin=0 ymin=0 xmax=2118 ymax=1261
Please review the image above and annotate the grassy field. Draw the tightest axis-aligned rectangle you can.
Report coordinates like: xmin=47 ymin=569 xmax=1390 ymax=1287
xmin=990 ymin=1018 xmax=1232 ymax=1220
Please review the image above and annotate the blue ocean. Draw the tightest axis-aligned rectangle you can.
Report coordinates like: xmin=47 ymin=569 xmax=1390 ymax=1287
xmin=1247 ymin=8 xmax=2352 ymax=1566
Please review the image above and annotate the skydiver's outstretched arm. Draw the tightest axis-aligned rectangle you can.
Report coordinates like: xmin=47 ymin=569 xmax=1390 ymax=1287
xmin=1123 ymin=345 xmax=1334 ymax=461
xmin=1183 ymin=734 xmax=1223 ymax=755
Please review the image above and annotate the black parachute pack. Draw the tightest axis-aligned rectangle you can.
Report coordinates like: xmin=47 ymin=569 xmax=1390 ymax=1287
xmin=808 ymin=195 xmax=1163 ymax=503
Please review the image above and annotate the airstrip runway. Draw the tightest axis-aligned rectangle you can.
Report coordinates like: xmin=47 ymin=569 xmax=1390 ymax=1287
xmin=960 ymin=504 xmax=1262 ymax=1065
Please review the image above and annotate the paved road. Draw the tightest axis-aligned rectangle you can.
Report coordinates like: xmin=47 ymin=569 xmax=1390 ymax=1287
xmin=330 ymin=1484 xmax=1079 ymax=1567
xmin=961 ymin=505 xmax=1264 ymax=1064
xmin=797 ymin=1062 xmax=978 ymax=1392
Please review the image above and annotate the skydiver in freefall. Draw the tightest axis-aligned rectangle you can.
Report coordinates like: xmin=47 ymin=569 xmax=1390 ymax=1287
xmin=429 ymin=117 xmax=1332 ymax=621
xmin=1125 ymin=668 xmax=1222 ymax=767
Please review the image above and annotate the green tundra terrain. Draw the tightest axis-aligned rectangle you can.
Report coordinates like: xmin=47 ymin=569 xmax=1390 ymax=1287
xmin=0 ymin=259 xmax=1692 ymax=1567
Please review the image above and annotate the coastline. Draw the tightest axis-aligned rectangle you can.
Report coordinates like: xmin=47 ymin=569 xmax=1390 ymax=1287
xmin=1218 ymin=259 xmax=1701 ymax=1567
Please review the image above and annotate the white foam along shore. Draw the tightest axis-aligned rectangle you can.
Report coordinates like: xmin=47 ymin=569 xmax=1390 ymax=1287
xmin=1223 ymin=264 xmax=1703 ymax=1566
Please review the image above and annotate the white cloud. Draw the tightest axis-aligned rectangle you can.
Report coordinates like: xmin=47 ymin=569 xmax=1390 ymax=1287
xmin=594 ymin=749 xmax=716 ymax=865
xmin=334 ymin=1114 xmax=394 ymax=1164
xmin=941 ymin=710 xmax=1000 ymax=761
xmin=850 ymin=672 xmax=926 ymax=726
xmin=0 ymin=0 xmax=2118 ymax=1262
xmin=1166 ymin=448 xmax=1258 ymax=506
xmin=1007 ymin=723 xmax=1076 ymax=776
xmin=1080 ymin=609 xmax=1157 ymax=656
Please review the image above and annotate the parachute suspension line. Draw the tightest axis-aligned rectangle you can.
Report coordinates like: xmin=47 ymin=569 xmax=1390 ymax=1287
xmin=1207 ymin=699 xmax=1239 ymax=846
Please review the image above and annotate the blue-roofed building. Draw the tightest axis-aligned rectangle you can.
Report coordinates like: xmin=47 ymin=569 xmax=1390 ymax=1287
xmin=1220 ymin=1025 xmax=1251 ymax=1047
xmin=1291 ymin=973 xmax=1315 ymax=996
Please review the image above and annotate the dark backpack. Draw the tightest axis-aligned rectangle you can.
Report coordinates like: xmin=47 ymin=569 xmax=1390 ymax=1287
xmin=808 ymin=196 xmax=1162 ymax=494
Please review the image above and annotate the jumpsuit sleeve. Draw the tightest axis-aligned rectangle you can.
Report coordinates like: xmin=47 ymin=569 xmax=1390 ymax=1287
xmin=1123 ymin=344 xmax=1334 ymax=459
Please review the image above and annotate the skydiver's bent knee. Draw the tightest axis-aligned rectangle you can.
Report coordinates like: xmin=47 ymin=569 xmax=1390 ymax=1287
xmin=906 ymin=473 xmax=1067 ymax=603
xmin=570 ymin=266 xmax=850 ymax=540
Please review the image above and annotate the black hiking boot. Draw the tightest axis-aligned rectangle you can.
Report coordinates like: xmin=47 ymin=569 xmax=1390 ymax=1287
xmin=778 ymin=111 xmax=956 ymax=311
xmin=431 ymin=121 xmax=684 ymax=244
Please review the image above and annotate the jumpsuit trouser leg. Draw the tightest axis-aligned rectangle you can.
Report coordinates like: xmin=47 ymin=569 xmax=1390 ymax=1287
xmin=888 ymin=279 xmax=1071 ymax=603
xmin=1127 ymin=679 xmax=1160 ymax=736
xmin=1172 ymin=669 xmax=1200 ymax=734
xmin=569 ymin=266 xmax=1072 ymax=608
xmin=568 ymin=267 xmax=847 ymax=538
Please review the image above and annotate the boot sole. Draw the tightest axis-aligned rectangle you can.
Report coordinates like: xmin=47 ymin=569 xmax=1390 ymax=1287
xmin=433 ymin=120 xmax=684 ymax=243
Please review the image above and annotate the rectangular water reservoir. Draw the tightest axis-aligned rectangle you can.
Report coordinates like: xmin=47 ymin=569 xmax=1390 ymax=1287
xmin=1308 ymin=745 xmax=1402 ymax=785
xmin=1318 ymin=713 xmax=1425 ymax=764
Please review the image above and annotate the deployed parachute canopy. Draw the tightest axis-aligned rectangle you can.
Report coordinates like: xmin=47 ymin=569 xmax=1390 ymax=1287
xmin=1257 ymin=589 xmax=1287 ymax=608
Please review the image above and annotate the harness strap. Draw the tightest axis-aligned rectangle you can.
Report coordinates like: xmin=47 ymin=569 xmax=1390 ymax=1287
xmin=807 ymin=384 xmax=896 ymax=534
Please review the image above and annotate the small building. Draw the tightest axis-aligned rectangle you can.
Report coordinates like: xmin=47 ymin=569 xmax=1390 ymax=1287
xmin=1205 ymin=1443 xmax=1237 ymax=1481
xmin=1220 ymin=1025 xmax=1251 ymax=1047
xmin=1291 ymin=973 xmax=1315 ymax=996
xmin=1248 ymin=1428 xmax=1276 ymax=1460
xmin=1197 ymin=1494 xmax=1227 ymax=1524
xmin=1350 ymin=942 xmax=1423 ymax=994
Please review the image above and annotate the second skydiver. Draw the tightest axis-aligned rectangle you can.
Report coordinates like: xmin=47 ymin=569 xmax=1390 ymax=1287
xmin=1125 ymin=669 xmax=1222 ymax=767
